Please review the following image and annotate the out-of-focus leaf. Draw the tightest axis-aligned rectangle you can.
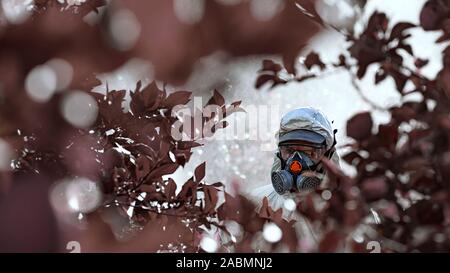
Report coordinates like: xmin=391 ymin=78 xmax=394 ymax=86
xmin=319 ymin=230 xmax=343 ymax=252
xmin=388 ymin=22 xmax=416 ymax=42
xmin=304 ymin=52 xmax=326 ymax=70
xmin=148 ymin=163 xmax=179 ymax=179
xmin=346 ymin=112 xmax=373 ymax=141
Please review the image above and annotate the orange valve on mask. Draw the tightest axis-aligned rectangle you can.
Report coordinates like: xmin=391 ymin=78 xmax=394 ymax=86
xmin=289 ymin=160 xmax=302 ymax=174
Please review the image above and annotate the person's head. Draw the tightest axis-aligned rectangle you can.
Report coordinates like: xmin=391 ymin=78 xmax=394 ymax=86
xmin=271 ymin=107 xmax=337 ymax=195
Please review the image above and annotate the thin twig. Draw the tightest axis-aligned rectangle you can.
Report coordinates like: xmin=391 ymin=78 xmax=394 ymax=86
xmin=349 ymin=73 xmax=387 ymax=111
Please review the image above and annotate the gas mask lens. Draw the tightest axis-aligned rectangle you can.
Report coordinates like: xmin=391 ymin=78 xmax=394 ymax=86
xmin=279 ymin=145 xmax=325 ymax=163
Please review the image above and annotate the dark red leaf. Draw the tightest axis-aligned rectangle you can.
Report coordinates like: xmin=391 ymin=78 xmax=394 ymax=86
xmin=148 ymin=163 xmax=179 ymax=179
xmin=361 ymin=177 xmax=388 ymax=201
xmin=177 ymin=141 xmax=202 ymax=150
xmin=158 ymin=140 xmax=171 ymax=160
xmin=397 ymin=43 xmax=414 ymax=56
xmin=366 ymin=12 xmax=388 ymax=34
xmin=391 ymin=70 xmax=409 ymax=91
xmin=333 ymin=54 xmax=347 ymax=67
xmin=407 ymin=200 xmax=445 ymax=225
xmin=231 ymin=100 xmax=242 ymax=107
xmin=162 ymin=91 xmax=191 ymax=108
xmin=304 ymin=52 xmax=326 ymax=70
xmin=419 ymin=0 xmax=447 ymax=31
xmin=377 ymin=122 xmax=399 ymax=148
xmin=258 ymin=197 xmax=272 ymax=219
xmin=135 ymin=155 xmax=151 ymax=180
xmin=95 ymin=90 xmax=126 ymax=123
xmin=342 ymin=151 xmax=363 ymax=166
xmin=213 ymin=89 xmax=225 ymax=106
xmin=388 ymin=22 xmax=416 ymax=42
xmin=203 ymin=185 xmax=219 ymax=214
xmin=210 ymin=182 xmax=224 ymax=188
xmin=319 ymin=231 xmax=343 ymax=252
xmin=414 ymin=58 xmax=429 ymax=68
xmin=436 ymin=32 xmax=450 ymax=43
xmin=255 ymin=74 xmax=275 ymax=89
xmin=194 ymin=162 xmax=206 ymax=182
xmin=391 ymin=105 xmax=416 ymax=121
xmin=130 ymin=81 xmax=165 ymax=115
xmin=261 ymin=59 xmax=283 ymax=72
xmin=375 ymin=69 xmax=387 ymax=84
xmin=177 ymin=178 xmax=197 ymax=203
xmin=346 ymin=112 xmax=373 ymax=141
xmin=163 ymin=178 xmax=177 ymax=199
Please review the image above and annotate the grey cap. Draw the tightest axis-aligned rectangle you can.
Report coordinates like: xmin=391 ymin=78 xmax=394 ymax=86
xmin=278 ymin=129 xmax=326 ymax=147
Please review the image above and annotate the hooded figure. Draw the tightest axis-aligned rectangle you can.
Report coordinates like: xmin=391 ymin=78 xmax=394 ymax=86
xmin=249 ymin=107 xmax=341 ymax=250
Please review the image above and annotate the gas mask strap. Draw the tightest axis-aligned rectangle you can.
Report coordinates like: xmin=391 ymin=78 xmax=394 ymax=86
xmin=315 ymin=129 xmax=337 ymax=174
xmin=276 ymin=150 xmax=286 ymax=170
xmin=324 ymin=129 xmax=338 ymax=159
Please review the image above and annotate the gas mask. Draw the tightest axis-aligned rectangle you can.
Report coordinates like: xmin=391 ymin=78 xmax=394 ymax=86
xmin=271 ymin=150 xmax=323 ymax=195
